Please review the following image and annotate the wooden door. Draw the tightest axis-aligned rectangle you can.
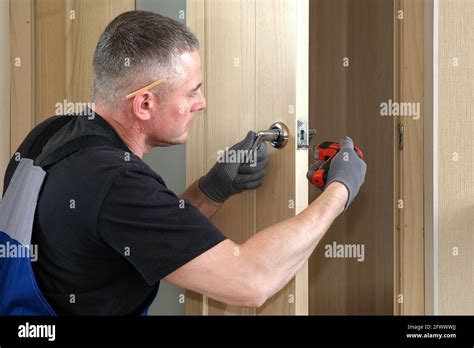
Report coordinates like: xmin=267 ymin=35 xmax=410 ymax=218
xmin=185 ymin=0 xmax=310 ymax=315
xmin=308 ymin=0 xmax=396 ymax=315
xmin=307 ymin=0 xmax=428 ymax=315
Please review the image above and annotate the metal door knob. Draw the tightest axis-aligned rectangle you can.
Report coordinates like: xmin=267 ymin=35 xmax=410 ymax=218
xmin=251 ymin=122 xmax=290 ymax=151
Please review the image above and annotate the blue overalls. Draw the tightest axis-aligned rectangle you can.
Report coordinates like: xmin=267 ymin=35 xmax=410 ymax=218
xmin=0 ymin=158 xmax=56 ymax=315
xmin=0 ymin=116 xmax=158 ymax=315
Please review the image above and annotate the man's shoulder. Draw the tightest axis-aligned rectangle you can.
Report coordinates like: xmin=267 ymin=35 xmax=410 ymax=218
xmin=73 ymin=145 xmax=150 ymax=174
xmin=40 ymin=114 xmax=155 ymax=177
xmin=73 ymin=146 xmax=166 ymax=187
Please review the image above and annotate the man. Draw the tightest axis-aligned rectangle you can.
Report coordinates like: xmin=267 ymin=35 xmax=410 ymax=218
xmin=3 ymin=11 xmax=366 ymax=315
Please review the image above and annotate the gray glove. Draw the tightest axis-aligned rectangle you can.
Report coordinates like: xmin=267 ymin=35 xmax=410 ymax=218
xmin=325 ymin=136 xmax=367 ymax=210
xmin=198 ymin=131 xmax=268 ymax=203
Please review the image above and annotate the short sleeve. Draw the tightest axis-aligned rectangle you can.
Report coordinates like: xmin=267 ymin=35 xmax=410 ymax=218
xmin=98 ymin=166 xmax=227 ymax=286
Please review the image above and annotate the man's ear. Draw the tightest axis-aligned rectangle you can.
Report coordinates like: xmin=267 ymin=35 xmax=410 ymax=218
xmin=131 ymin=91 xmax=155 ymax=121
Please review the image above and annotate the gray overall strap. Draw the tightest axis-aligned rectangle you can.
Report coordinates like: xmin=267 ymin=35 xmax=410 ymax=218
xmin=1 ymin=116 xmax=111 ymax=245
xmin=35 ymin=135 xmax=111 ymax=169
xmin=2 ymin=116 xmax=74 ymax=196
xmin=0 ymin=159 xmax=45 ymax=245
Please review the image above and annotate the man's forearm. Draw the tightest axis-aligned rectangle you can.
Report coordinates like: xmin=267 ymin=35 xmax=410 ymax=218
xmin=179 ymin=180 xmax=223 ymax=218
xmin=240 ymin=182 xmax=348 ymax=299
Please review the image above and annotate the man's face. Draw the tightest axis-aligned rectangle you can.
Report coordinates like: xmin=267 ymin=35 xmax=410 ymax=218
xmin=148 ymin=50 xmax=206 ymax=146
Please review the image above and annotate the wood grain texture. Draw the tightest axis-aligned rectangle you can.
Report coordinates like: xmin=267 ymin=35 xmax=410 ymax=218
xmin=186 ymin=0 xmax=308 ymax=315
xmin=438 ymin=0 xmax=474 ymax=314
xmin=66 ymin=0 xmax=135 ymax=103
xmin=308 ymin=0 xmax=395 ymax=314
xmin=67 ymin=0 xmax=108 ymax=103
xmin=203 ymin=0 xmax=257 ymax=316
xmin=0 ymin=0 xmax=10 ymax=195
xmin=393 ymin=0 xmax=425 ymax=315
xmin=35 ymin=0 xmax=134 ymax=123
xmin=255 ymin=0 xmax=299 ymax=315
xmin=423 ymin=0 xmax=434 ymax=315
xmin=35 ymin=0 xmax=67 ymax=122
xmin=308 ymin=0 xmax=349 ymax=314
xmin=8 ymin=0 xmax=134 ymax=185
xmin=10 ymin=0 xmax=34 ymax=156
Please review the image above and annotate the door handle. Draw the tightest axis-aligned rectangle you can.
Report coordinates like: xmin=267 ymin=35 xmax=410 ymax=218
xmin=251 ymin=122 xmax=290 ymax=151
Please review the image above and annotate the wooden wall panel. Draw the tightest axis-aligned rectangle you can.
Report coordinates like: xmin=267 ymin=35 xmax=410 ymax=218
xmin=308 ymin=0 xmax=395 ymax=314
xmin=0 ymin=0 xmax=10 ymax=195
xmin=438 ymin=0 xmax=474 ymax=314
xmin=7 ymin=0 xmax=134 ymax=190
xmin=35 ymin=0 xmax=134 ymax=123
xmin=10 ymin=0 xmax=34 ymax=156
xmin=35 ymin=0 xmax=67 ymax=123
xmin=67 ymin=0 xmax=135 ymax=103
xmin=186 ymin=0 xmax=308 ymax=315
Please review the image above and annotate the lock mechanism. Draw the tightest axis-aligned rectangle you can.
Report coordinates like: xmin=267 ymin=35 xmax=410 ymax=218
xmin=297 ymin=120 xmax=316 ymax=150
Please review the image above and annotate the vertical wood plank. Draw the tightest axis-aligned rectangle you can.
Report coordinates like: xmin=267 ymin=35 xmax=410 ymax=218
xmin=35 ymin=0 xmax=134 ymax=123
xmin=308 ymin=0 xmax=349 ymax=314
xmin=35 ymin=0 xmax=67 ymax=122
xmin=66 ymin=0 xmax=134 ymax=103
xmin=393 ymin=0 xmax=426 ymax=315
xmin=423 ymin=0 xmax=435 ymax=315
xmin=255 ymin=0 xmax=297 ymax=315
xmin=438 ymin=0 xmax=474 ymax=314
xmin=204 ymin=0 xmax=257 ymax=315
xmin=10 ymin=0 xmax=34 ymax=155
xmin=66 ymin=0 xmax=109 ymax=103
xmin=0 ymin=0 xmax=10 ymax=195
xmin=346 ymin=0 xmax=395 ymax=315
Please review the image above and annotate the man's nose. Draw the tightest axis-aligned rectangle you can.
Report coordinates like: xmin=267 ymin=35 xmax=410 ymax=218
xmin=196 ymin=91 xmax=207 ymax=111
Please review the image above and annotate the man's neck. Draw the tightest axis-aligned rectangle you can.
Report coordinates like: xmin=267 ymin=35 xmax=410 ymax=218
xmin=91 ymin=104 xmax=149 ymax=159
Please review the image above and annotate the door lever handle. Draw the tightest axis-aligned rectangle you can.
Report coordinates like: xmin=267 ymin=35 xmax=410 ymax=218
xmin=251 ymin=122 xmax=290 ymax=151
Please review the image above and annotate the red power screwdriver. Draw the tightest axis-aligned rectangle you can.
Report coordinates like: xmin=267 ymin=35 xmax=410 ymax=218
xmin=307 ymin=141 xmax=364 ymax=190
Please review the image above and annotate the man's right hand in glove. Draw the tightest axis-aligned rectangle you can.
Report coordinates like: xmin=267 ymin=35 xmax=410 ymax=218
xmin=308 ymin=136 xmax=367 ymax=210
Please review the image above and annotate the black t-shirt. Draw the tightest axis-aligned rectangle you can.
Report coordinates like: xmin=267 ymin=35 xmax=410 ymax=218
xmin=3 ymin=112 xmax=227 ymax=315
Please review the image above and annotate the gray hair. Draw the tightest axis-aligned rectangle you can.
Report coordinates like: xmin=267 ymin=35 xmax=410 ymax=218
xmin=91 ymin=10 xmax=199 ymax=108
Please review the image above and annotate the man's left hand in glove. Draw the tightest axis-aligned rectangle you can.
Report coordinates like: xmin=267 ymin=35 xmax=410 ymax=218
xmin=198 ymin=131 xmax=268 ymax=203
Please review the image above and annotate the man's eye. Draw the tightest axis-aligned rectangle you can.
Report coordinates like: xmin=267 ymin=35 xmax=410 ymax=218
xmin=188 ymin=92 xmax=198 ymax=98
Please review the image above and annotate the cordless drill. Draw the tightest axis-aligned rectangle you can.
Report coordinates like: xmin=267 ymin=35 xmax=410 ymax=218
xmin=307 ymin=141 xmax=364 ymax=190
